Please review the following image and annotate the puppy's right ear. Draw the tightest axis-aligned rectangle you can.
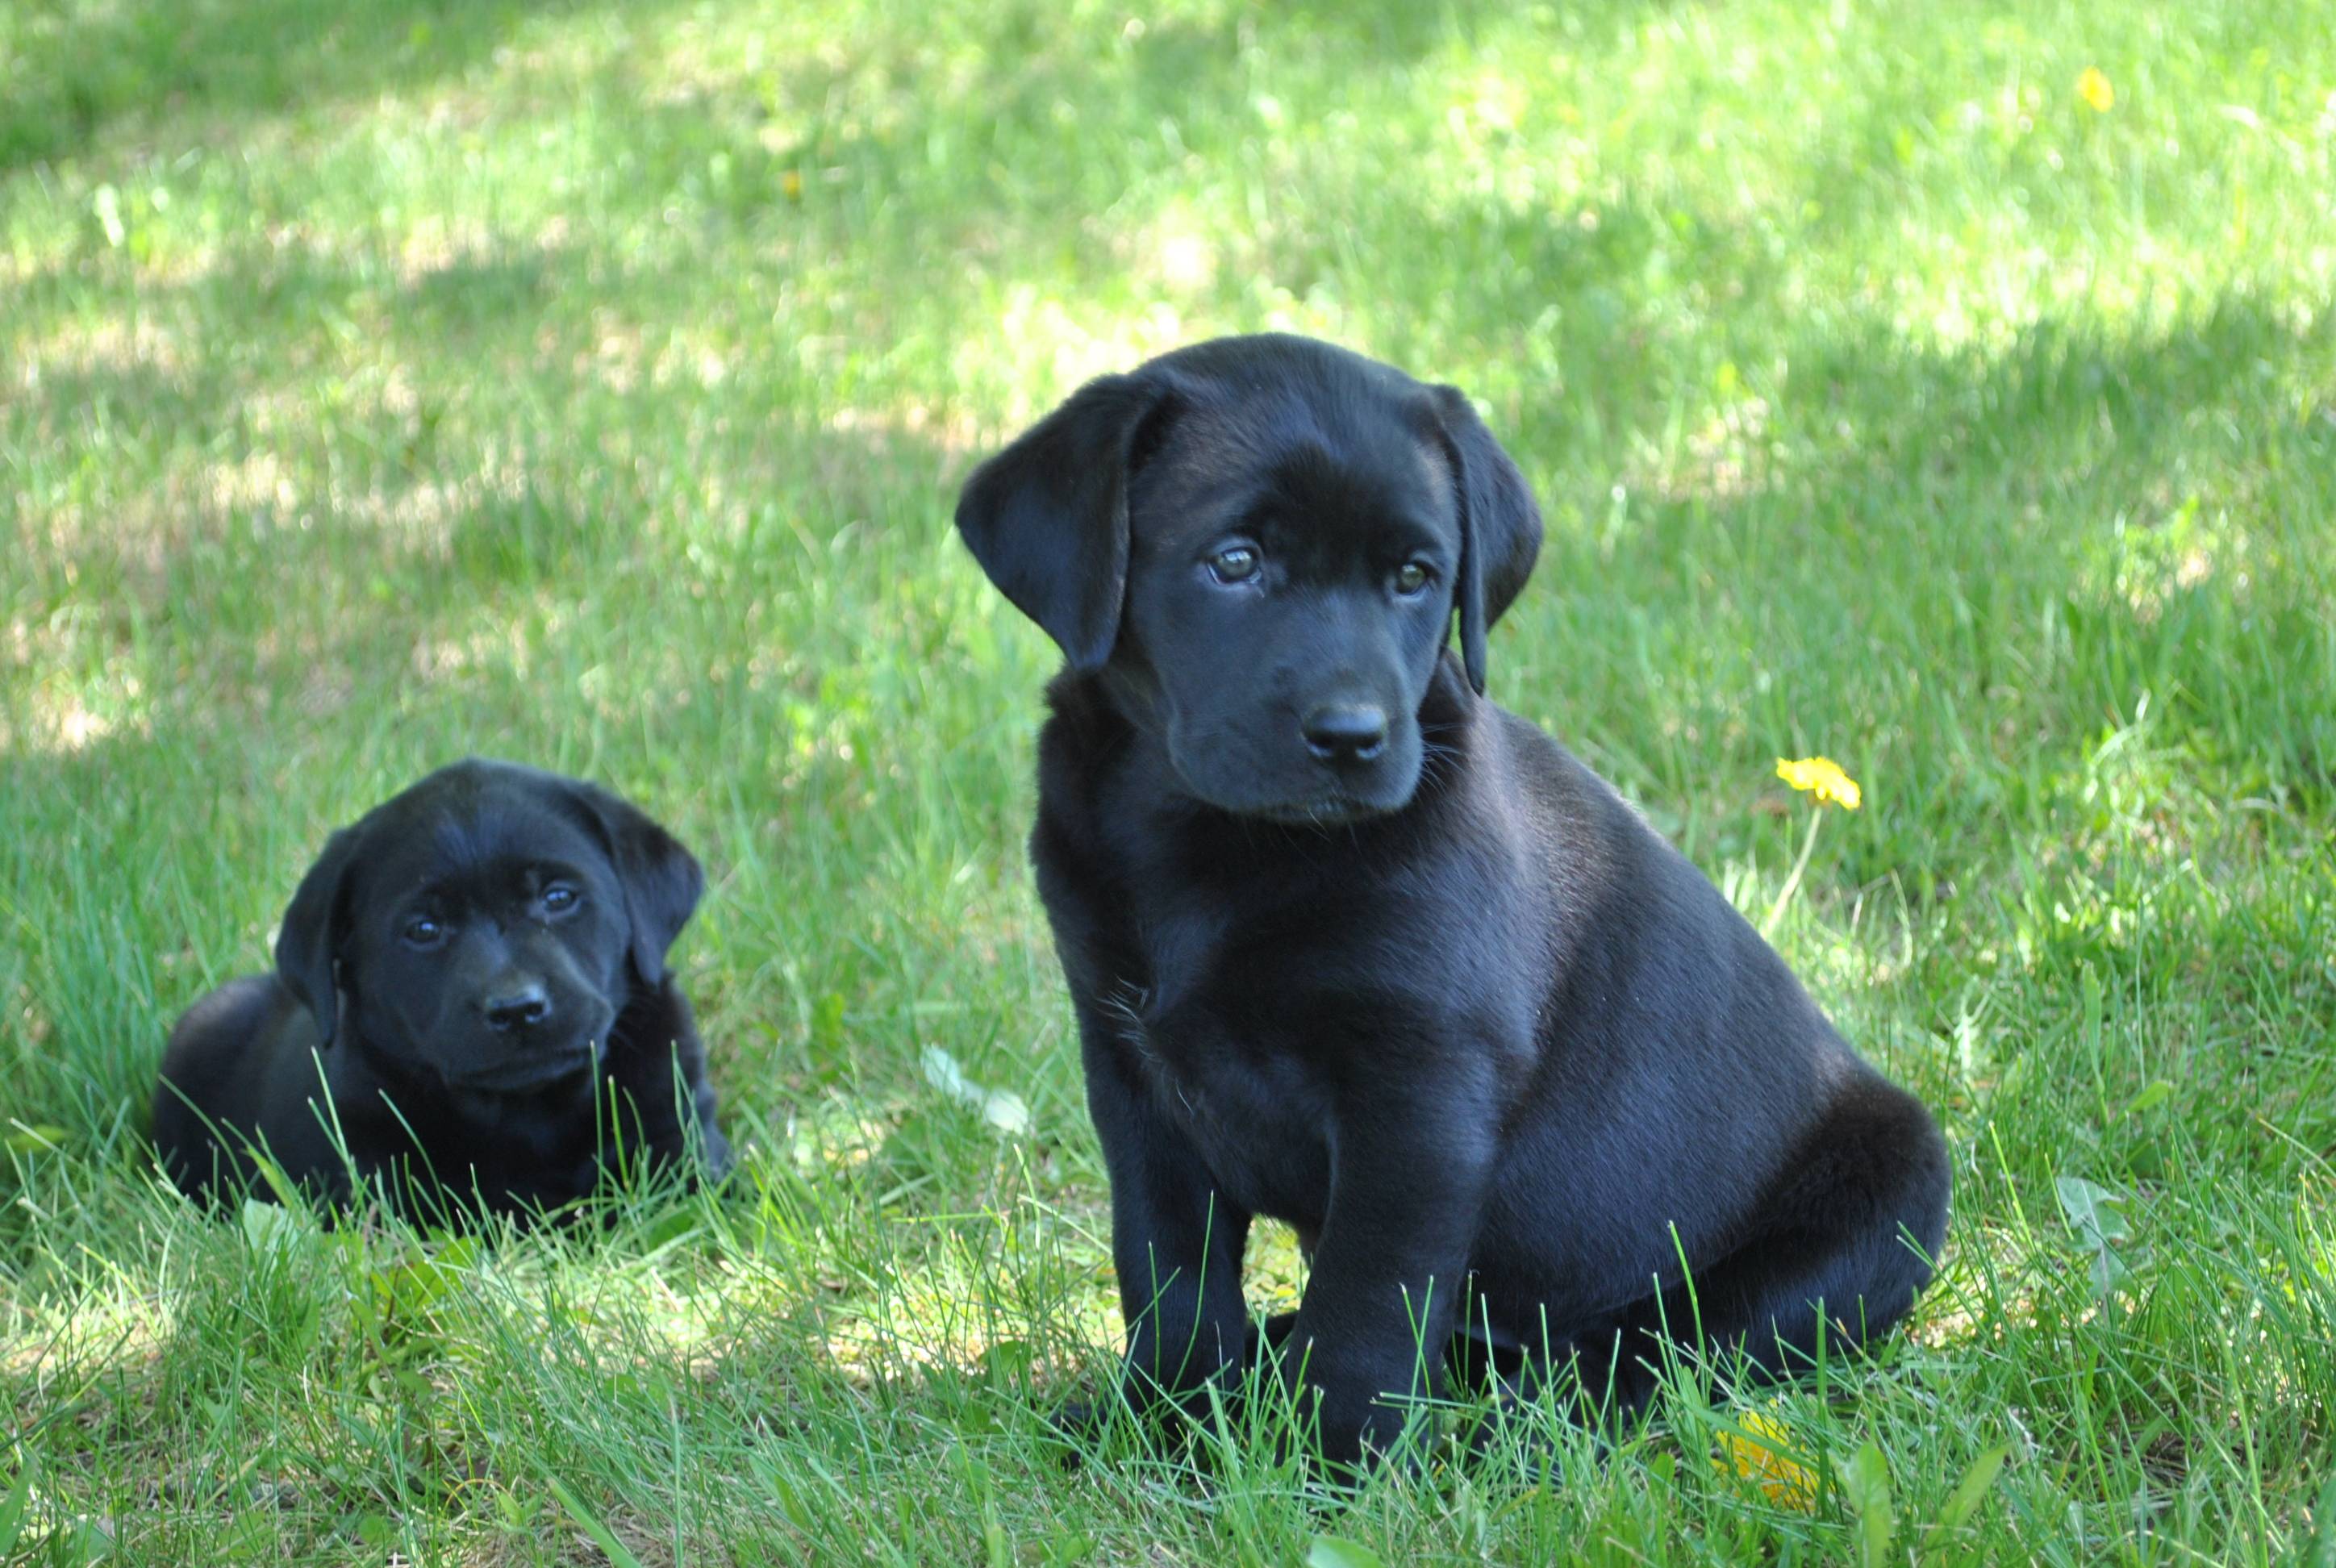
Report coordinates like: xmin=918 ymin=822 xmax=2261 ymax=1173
xmin=274 ymin=826 xmax=361 ymax=1048
xmin=954 ymin=373 xmax=1179 ymax=672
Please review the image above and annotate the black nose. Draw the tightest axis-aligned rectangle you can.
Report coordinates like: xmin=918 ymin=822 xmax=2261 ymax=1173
xmin=1302 ymin=703 xmax=1389 ymax=763
xmin=482 ymin=983 xmax=552 ymax=1032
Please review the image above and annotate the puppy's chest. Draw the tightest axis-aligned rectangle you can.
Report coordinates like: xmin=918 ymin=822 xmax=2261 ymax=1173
xmin=373 ymin=1089 xmax=607 ymax=1209
xmin=1094 ymin=901 xmax=1338 ymax=1221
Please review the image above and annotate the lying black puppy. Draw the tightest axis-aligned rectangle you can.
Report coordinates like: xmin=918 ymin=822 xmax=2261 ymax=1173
xmin=154 ymin=759 xmax=729 ymax=1221
xmin=956 ymin=334 xmax=1950 ymax=1464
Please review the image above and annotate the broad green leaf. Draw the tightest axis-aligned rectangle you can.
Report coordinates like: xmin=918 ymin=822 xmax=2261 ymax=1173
xmin=2055 ymin=1175 xmax=2133 ymax=1246
xmin=540 ymin=1473 xmax=645 ymax=1568
xmin=0 ymin=1462 xmax=31 ymax=1553
xmin=636 ymin=1206 xmax=703 ymax=1251
xmin=349 ymin=1511 xmax=398 ymax=1550
xmin=1308 ymin=1537 xmax=1391 ymax=1568
xmin=250 ymin=1153 xmax=301 ymax=1211
xmin=979 ymin=1339 xmax=1036 ymax=1382
xmin=240 ymin=1197 xmax=309 ymax=1255
xmin=2056 ymin=1174 xmax=2139 ymax=1299
xmin=1934 ymin=1444 xmax=2009 ymax=1535
xmin=2079 ymin=965 xmax=2103 ymax=1055
xmin=763 ymin=1469 xmax=815 ymax=1533
xmin=1836 ymin=1439 xmax=1896 ymax=1568
xmin=4 ymin=1124 xmax=69 ymax=1156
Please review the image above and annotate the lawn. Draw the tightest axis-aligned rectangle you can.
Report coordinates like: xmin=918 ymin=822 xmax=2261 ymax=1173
xmin=4 ymin=0 xmax=2334 ymax=1561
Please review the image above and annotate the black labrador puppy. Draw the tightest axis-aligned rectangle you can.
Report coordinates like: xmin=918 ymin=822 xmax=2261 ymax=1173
xmin=955 ymin=334 xmax=1950 ymax=1464
xmin=153 ymin=759 xmax=729 ymax=1221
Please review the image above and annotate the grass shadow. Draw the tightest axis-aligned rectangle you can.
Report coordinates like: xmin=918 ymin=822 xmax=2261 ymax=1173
xmin=0 ymin=0 xmax=690 ymax=170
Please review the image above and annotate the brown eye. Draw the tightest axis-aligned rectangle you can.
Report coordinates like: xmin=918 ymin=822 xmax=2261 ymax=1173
xmin=543 ymin=885 xmax=580 ymax=914
xmin=1394 ymin=561 xmax=1432 ymax=596
xmin=403 ymin=916 xmax=444 ymax=947
xmin=1208 ymin=545 xmax=1261 ymax=584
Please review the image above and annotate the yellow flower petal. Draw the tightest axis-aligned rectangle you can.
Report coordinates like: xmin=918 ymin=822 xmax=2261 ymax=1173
xmin=1715 ymin=1409 xmax=1819 ymax=1509
xmin=1775 ymin=756 xmax=1863 ymax=810
xmin=2077 ymin=66 xmax=2116 ymax=113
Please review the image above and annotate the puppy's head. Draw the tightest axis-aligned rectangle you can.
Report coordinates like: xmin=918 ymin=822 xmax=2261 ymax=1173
xmin=276 ymin=761 xmax=702 ymax=1097
xmin=956 ymin=334 xmax=1541 ymax=823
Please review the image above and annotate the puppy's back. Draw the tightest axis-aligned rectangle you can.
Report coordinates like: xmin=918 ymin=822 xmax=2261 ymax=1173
xmin=152 ymin=974 xmax=310 ymax=1202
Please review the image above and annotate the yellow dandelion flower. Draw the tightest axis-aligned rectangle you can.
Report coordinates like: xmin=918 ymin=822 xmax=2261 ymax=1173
xmin=1775 ymin=756 xmax=1863 ymax=811
xmin=1715 ymin=1409 xmax=1819 ymax=1509
xmin=2077 ymin=66 xmax=2116 ymax=113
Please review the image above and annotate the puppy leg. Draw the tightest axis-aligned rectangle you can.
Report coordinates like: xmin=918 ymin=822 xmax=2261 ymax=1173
xmin=608 ymin=982 xmax=730 ymax=1184
xmin=1283 ymin=1074 xmax=1498 ymax=1467
xmin=1554 ymin=1078 xmax=1951 ymax=1420
xmin=1077 ymin=1011 xmax=1254 ymax=1423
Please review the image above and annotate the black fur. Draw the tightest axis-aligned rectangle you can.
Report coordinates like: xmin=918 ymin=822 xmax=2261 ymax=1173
xmin=956 ymin=334 xmax=1950 ymax=1465
xmin=153 ymin=759 xmax=730 ymax=1221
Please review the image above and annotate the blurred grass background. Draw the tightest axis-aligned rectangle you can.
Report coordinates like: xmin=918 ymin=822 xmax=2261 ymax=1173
xmin=3 ymin=0 xmax=2334 ymax=1562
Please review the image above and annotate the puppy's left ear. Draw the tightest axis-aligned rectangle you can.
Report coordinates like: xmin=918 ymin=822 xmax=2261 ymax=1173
xmin=572 ymin=783 xmax=704 ymax=987
xmin=1431 ymin=386 xmax=1544 ymax=695
xmin=954 ymin=371 xmax=1182 ymax=672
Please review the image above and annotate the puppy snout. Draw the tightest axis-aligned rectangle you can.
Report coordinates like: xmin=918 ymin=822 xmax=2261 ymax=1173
xmin=1302 ymin=703 xmax=1389 ymax=764
xmin=482 ymin=981 xmax=553 ymax=1033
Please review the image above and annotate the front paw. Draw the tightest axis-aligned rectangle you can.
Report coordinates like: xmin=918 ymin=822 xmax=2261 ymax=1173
xmin=1281 ymin=1361 xmax=1439 ymax=1476
xmin=1050 ymin=1345 xmax=1267 ymax=1464
xmin=1044 ymin=1377 xmax=1207 ymax=1467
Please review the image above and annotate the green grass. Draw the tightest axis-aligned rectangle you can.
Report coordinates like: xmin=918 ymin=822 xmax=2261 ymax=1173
xmin=5 ymin=0 xmax=2334 ymax=1560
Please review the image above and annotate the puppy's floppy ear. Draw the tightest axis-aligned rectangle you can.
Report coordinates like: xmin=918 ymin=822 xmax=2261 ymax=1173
xmin=954 ymin=372 xmax=1181 ymax=672
xmin=569 ymin=782 xmax=704 ymax=987
xmin=274 ymin=826 xmax=362 ymax=1048
xmin=1431 ymin=385 xmax=1544 ymax=695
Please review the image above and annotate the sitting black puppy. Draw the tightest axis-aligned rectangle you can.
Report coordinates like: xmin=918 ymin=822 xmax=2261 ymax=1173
xmin=153 ymin=759 xmax=730 ymax=1221
xmin=955 ymin=334 xmax=1951 ymax=1465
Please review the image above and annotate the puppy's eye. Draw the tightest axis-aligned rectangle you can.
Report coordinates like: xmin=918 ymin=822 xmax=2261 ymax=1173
xmin=542 ymin=884 xmax=580 ymax=914
xmin=402 ymin=916 xmax=445 ymax=947
xmin=1207 ymin=544 xmax=1261 ymax=585
xmin=1393 ymin=561 xmax=1433 ymax=597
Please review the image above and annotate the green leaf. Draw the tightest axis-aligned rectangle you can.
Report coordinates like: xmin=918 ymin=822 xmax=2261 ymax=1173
xmin=215 ymin=1512 xmax=275 ymax=1556
xmin=1835 ymin=1440 xmax=1896 ymax=1568
xmin=371 ymin=1240 xmax=473 ymax=1322
xmin=540 ymin=1472 xmax=645 ymax=1568
xmin=249 ymin=1153 xmax=302 ymax=1211
xmin=1308 ymin=1537 xmax=1391 ymax=1568
xmin=2055 ymin=1174 xmax=2137 ymax=1299
xmin=349 ymin=1510 xmax=398 ymax=1550
xmin=636 ymin=1206 xmax=703 ymax=1252
xmin=4 ymin=1124 xmax=69 ymax=1156
xmin=239 ymin=1197 xmax=309 ymax=1255
xmin=2079 ymin=965 xmax=2104 ymax=1057
xmin=2121 ymin=1080 xmax=2174 ymax=1118
xmin=762 ymin=1469 xmax=815 ymax=1533
xmin=978 ymin=1338 xmax=1035 ymax=1382
xmin=1933 ymin=1444 xmax=2009 ymax=1535
xmin=0 ymin=1461 xmax=32 ymax=1554
xmin=2312 ymin=1469 xmax=2336 ymax=1568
